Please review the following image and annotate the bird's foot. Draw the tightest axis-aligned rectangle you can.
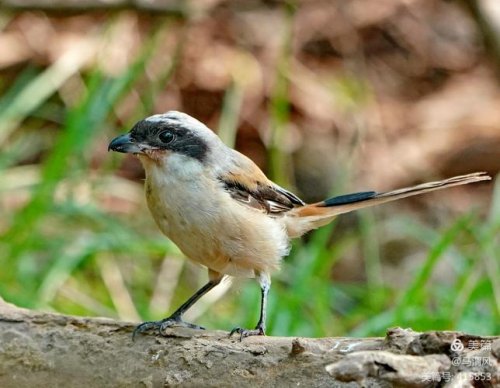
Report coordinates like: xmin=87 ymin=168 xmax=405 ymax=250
xmin=229 ymin=324 xmax=265 ymax=341
xmin=132 ymin=315 xmax=205 ymax=340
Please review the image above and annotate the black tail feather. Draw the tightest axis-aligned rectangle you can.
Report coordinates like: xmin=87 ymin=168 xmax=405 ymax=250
xmin=323 ymin=191 xmax=377 ymax=206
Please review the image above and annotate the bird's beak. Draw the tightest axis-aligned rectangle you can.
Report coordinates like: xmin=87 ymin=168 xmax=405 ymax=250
xmin=108 ymin=133 xmax=143 ymax=154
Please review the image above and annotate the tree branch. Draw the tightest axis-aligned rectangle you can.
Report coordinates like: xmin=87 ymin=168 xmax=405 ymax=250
xmin=0 ymin=298 xmax=498 ymax=387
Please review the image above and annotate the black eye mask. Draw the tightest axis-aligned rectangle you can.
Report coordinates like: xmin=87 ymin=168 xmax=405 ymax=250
xmin=131 ymin=120 xmax=208 ymax=162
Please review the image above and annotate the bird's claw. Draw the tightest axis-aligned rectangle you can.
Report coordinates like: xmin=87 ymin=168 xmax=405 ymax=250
xmin=132 ymin=316 xmax=205 ymax=340
xmin=229 ymin=326 xmax=265 ymax=341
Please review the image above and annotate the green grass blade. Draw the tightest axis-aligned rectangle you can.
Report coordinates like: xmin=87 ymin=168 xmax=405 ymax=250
xmin=395 ymin=215 xmax=471 ymax=322
xmin=218 ymin=81 xmax=244 ymax=148
xmin=0 ymin=48 xmax=92 ymax=145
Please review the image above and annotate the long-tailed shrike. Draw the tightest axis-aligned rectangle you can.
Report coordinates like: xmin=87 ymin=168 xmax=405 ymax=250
xmin=108 ymin=111 xmax=491 ymax=339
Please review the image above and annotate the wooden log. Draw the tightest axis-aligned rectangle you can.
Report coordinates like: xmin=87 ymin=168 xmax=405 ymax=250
xmin=0 ymin=298 xmax=498 ymax=387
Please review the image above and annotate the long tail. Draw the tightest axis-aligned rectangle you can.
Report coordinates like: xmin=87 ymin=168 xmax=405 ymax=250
xmin=286 ymin=172 xmax=491 ymax=237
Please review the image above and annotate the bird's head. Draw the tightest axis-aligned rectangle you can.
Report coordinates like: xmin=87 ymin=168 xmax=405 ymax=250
xmin=108 ymin=111 xmax=219 ymax=165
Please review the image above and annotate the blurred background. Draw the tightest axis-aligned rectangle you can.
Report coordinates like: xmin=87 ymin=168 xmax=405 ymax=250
xmin=0 ymin=0 xmax=498 ymax=337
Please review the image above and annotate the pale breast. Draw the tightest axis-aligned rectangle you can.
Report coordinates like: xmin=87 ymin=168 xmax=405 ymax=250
xmin=143 ymin=155 xmax=288 ymax=277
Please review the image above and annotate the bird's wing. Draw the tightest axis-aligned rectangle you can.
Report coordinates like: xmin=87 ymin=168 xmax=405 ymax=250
xmin=218 ymin=153 xmax=304 ymax=214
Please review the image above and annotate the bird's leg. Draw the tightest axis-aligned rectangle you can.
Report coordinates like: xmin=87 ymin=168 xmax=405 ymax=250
xmin=230 ymin=272 xmax=270 ymax=341
xmin=133 ymin=271 xmax=223 ymax=339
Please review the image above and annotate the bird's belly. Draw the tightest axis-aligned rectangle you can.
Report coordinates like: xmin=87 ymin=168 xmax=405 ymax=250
xmin=145 ymin=177 xmax=288 ymax=277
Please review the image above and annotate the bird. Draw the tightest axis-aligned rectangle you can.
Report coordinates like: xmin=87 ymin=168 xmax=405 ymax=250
xmin=108 ymin=111 xmax=491 ymax=340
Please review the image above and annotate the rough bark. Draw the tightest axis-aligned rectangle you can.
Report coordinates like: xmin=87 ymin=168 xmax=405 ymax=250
xmin=0 ymin=298 xmax=498 ymax=387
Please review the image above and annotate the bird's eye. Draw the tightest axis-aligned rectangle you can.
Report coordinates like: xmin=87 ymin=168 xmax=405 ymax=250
xmin=159 ymin=131 xmax=175 ymax=144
